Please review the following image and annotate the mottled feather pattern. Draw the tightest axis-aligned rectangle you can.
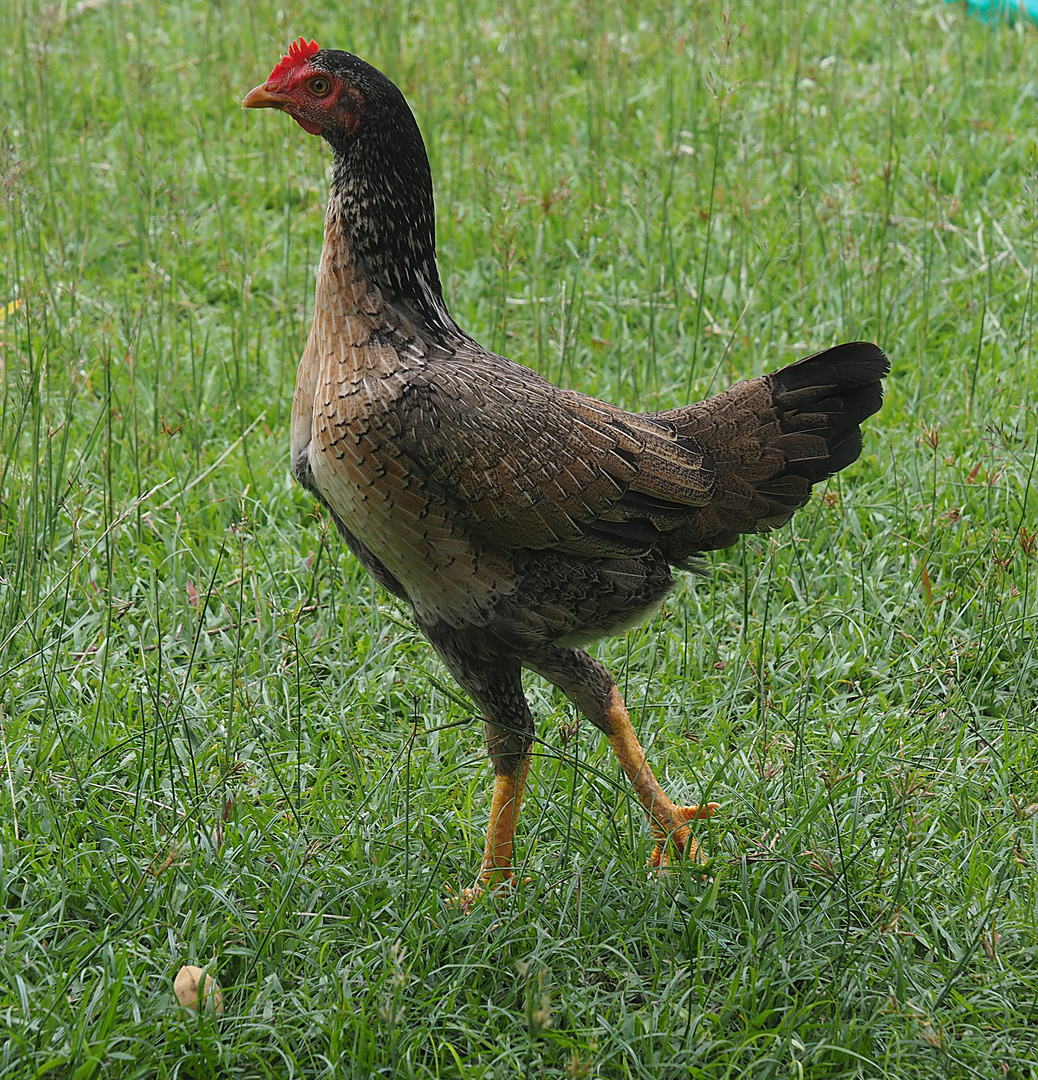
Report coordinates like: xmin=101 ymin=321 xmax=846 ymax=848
xmin=295 ymin=206 xmax=887 ymax=615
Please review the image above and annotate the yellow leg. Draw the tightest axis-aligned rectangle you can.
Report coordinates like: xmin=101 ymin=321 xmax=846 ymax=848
xmin=480 ymin=757 xmax=531 ymax=885
xmin=603 ymin=686 xmax=719 ymax=868
xmin=449 ymin=758 xmax=530 ymax=911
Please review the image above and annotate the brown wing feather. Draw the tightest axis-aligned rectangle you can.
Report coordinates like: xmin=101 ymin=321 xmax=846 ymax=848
xmin=391 ymin=349 xmax=717 ymax=557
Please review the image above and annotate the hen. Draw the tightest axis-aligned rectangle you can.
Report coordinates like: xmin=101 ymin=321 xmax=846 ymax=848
xmin=244 ymin=40 xmax=888 ymax=895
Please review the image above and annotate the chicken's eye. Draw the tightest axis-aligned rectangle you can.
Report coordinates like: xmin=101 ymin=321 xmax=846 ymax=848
xmin=308 ymin=76 xmax=332 ymax=97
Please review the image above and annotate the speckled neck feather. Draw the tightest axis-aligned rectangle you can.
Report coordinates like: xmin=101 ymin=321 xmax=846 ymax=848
xmin=311 ymin=49 xmax=459 ymax=342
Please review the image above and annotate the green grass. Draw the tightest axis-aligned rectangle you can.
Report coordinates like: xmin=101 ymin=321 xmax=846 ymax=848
xmin=2 ymin=0 xmax=1038 ymax=1075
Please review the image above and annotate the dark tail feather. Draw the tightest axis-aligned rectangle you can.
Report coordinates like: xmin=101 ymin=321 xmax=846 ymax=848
xmin=654 ymin=341 xmax=889 ymax=557
xmin=767 ymin=341 xmax=889 ymax=484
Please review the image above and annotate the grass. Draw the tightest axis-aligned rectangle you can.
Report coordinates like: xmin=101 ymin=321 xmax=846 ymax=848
xmin=2 ymin=0 xmax=1038 ymax=1075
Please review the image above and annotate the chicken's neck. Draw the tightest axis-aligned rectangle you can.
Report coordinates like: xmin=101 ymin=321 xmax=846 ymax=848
xmin=324 ymin=145 xmax=460 ymax=345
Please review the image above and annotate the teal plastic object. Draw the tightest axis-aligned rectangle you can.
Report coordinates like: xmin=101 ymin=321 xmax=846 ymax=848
xmin=952 ymin=0 xmax=1038 ymax=20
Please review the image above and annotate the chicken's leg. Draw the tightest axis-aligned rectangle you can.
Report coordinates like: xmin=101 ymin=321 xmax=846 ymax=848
xmin=480 ymin=725 xmax=531 ymax=883
xmin=528 ymin=647 xmax=718 ymax=868
xmin=429 ymin=639 xmax=534 ymax=900
xmin=601 ymin=685 xmax=718 ymax=866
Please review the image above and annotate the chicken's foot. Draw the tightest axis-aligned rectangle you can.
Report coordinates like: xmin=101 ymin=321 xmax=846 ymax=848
xmin=602 ymin=686 xmax=719 ymax=868
xmin=527 ymin=646 xmax=719 ymax=870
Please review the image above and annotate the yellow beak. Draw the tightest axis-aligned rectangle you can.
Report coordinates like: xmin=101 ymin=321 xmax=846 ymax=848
xmin=242 ymin=85 xmax=291 ymax=110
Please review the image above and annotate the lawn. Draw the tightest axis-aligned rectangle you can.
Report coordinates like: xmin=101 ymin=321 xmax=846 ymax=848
xmin=2 ymin=0 xmax=1037 ymax=1076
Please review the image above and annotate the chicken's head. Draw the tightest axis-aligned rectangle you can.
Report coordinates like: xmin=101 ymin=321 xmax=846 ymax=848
xmin=242 ymin=38 xmax=365 ymax=139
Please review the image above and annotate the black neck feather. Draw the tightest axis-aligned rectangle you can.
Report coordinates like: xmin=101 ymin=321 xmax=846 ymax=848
xmin=317 ymin=52 xmax=458 ymax=341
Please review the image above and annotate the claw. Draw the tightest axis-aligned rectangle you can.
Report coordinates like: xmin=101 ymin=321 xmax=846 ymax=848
xmin=445 ymin=883 xmax=485 ymax=913
xmin=649 ymin=802 xmax=720 ymax=871
xmin=445 ymin=871 xmax=523 ymax=913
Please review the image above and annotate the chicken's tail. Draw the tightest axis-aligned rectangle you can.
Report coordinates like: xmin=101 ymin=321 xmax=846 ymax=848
xmin=654 ymin=341 xmax=889 ymax=557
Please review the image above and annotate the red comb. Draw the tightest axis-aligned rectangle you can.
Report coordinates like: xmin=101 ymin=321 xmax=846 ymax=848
xmin=267 ymin=37 xmax=320 ymax=83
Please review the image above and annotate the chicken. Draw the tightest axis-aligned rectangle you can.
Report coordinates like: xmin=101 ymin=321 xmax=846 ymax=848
xmin=243 ymin=39 xmax=889 ymax=896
